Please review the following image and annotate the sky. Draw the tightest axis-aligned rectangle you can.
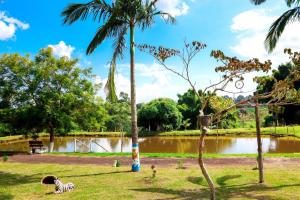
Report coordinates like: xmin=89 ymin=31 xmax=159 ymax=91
xmin=1 ymin=0 xmax=300 ymax=103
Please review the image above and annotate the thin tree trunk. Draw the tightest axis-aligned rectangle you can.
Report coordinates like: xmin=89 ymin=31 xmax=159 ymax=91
xmin=130 ymin=19 xmax=140 ymax=172
xmin=255 ymin=97 xmax=264 ymax=183
xmin=199 ymin=115 xmax=216 ymax=200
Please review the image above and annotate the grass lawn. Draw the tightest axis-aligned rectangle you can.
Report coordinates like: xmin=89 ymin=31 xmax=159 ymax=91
xmin=1 ymin=162 xmax=300 ymax=199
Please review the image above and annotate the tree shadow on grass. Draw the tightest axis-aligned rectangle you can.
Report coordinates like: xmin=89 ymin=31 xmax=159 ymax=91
xmin=187 ymin=177 xmax=205 ymax=186
xmin=132 ymin=174 xmax=300 ymax=200
xmin=60 ymin=170 xmax=132 ymax=178
xmin=0 ymin=193 xmax=13 ymax=200
xmin=0 ymin=170 xmax=71 ymax=187
xmin=132 ymin=188 xmax=210 ymax=200
xmin=0 ymin=172 xmax=41 ymax=187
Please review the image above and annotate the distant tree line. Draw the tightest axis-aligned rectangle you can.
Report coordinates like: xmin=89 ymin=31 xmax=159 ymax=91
xmin=138 ymin=90 xmax=238 ymax=132
xmin=0 ymin=48 xmax=130 ymax=139
xmin=1 ymin=48 xmax=299 ymax=139
xmin=256 ymin=62 xmax=300 ymax=126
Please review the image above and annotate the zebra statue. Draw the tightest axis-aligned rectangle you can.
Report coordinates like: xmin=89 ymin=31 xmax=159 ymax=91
xmin=54 ymin=178 xmax=75 ymax=194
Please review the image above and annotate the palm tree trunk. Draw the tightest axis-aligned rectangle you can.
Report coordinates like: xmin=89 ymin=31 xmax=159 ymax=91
xmin=130 ymin=19 xmax=140 ymax=172
xmin=255 ymin=98 xmax=264 ymax=183
xmin=199 ymin=115 xmax=215 ymax=200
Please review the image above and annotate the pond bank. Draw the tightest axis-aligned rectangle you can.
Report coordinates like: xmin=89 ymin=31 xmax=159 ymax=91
xmin=0 ymin=125 xmax=299 ymax=143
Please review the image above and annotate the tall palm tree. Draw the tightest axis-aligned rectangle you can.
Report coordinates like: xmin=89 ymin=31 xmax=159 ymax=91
xmin=250 ymin=0 xmax=300 ymax=52
xmin=62 ymin=0 xmax=175 ymax=172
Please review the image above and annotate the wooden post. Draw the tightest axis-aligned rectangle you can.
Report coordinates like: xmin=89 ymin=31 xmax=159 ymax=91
xmin=90 ymin=139 xmax=92 ymax=152
xmin=254 ymin=93 xmax=264 ymax=183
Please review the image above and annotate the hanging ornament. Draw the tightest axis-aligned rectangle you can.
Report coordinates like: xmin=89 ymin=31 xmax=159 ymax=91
xmin=235 ymin=80 xmax=244 ymax=89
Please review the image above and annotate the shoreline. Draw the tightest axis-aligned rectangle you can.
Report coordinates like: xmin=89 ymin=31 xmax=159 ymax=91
xmin=0 ymin=126 xmax=299 ymax=143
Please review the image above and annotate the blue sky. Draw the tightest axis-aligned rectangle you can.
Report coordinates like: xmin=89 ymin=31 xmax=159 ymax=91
xmin=1 ymin=0 xmax=299 ymax=102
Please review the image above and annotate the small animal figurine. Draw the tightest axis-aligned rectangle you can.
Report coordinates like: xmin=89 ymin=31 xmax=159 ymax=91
xmin=54 ymin=178 xmax=75 ymax=194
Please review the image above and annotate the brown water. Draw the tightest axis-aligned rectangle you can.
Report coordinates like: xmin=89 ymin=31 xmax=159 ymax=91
xmin=1 ymin=136 xmax=300 ymax=154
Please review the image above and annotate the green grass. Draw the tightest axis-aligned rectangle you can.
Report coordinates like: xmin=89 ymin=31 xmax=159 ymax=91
xmin=0 ymin=135 xmax=24 ymax=141
xmin=143 ymin=126 xmax=300 ymax=138
xmin=48 ymin=152 xmax=300 ymax=158
xmin=0 ymin=162 xmax=300 ymax=199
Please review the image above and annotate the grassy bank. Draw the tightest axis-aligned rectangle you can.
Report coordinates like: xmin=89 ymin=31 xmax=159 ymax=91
xmin=68 ymin=126 xmax=300 ymax=137
xmin=0 ymin=162 xmax=300 ymax=199
xmin=155 ymin=126 xmax=300 ymax=138
xmin=1 ymin=126 xmax=299 ymax=142
xmin=48 ymin=152 xmax=300 ymax=158
xmin=0 ymin=135 xmax=24 ymax=142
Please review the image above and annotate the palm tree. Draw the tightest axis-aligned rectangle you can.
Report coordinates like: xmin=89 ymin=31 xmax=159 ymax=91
xmin=62 ymin=0 xmax=175 ymax=172
xmin=250 ymin=0 xmax=300 ymax=52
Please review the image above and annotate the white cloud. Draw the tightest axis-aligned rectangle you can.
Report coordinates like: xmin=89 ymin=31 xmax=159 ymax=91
xmin=230 ymin=8 xmax=300 ymax=67
xmin=100 ymin=62 xmax=187 ymax=103
xmin=48 ymin=41 xmax=75 ymax=58
xmin=156 ymin=0 xmax=190 ymax=17
xmin=0 ymin=11 xmax=29 ymax=40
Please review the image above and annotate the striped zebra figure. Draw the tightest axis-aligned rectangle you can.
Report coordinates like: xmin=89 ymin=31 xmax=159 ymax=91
xmin=54 ymin=178 xmax=75 ymax=194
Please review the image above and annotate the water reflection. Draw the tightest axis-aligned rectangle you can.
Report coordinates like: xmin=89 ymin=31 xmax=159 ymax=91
xmin=1 ymin=136 xmax=300 ymax=154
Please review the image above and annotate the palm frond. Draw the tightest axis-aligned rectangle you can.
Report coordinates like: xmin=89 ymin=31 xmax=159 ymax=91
xmin=61 ymin=0 xmax=112 ymax=25
xmin=136 ymin=1 xmax=176 ymax=31
xmin=112 ymin=26 xmax=128 ymax=61
xmin=156 ymin=11 xmax=176 ymax=24
xmin=86 ymin=16 xmax=125 ymax=55
xmin=104 ymin=26 xmax=127 ymax=102
xmin=286 ymin=0 xmax=300 ymax=7
xmin=249 ymin=0 xmax=267 ymax=5
xmin=104 ymin=61 xmax=118 ymax=102
xmin=265 ymin=7 xmax=300 ymax=52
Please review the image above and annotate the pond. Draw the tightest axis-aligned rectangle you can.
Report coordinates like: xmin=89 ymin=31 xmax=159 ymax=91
xmin=1 ymin=136 xmax=300 ymax=154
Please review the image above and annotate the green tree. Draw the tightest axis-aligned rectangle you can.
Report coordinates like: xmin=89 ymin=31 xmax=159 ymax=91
xmin=73 ymin=97 xmax=108 ymax=132
xmin=0 ymin=48 xmax=100 ymax=151
xmin=208 ymin=95 xmax=238 ymax=129
xmin=256 ymin=61 xmax=300 ymax=125
xmin=138 ymin=98 xmax=182 ymax=131
xmin=177 ymin=89 xmax=201 ymax=129
xmin=105 ymin=92 xmax=131 ymax=132
xmin=62 ymin=0 xmax=175 ymax=172
xmin=250 ymin=0 xmax=300 ymax=52
xmin=177 ymin=89 xmax=238 ymax=129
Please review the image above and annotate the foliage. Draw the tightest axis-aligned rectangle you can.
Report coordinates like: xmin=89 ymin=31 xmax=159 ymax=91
xmin=177 ymin=89 xmax=200 ymax=129
xmin=177 ymin=89 xmax=238 ymax=129
xmin=250 ymin=0 xmax=300 ymax=52
xmin=2 ymin=153 xmax=8 ymax=162
xmin=0 ymin=48 xmax=103 ymax=137
xmin=104 ymin=93 xmax=131 ymax=132
xmin=138 ymin=40 xmax=271 ymax=116
xmin=138 ymin=98 xmax=182 ymax=131
xmin=256 ymin=49 xmax=300 ymax=124
xmin=264 ymin=115 xmax=276 ymax=127
xmin=62 ymin=0 xmax=175 ymax=102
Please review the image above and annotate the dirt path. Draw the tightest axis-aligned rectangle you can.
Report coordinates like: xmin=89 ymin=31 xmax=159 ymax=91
xmin=6 ymin=154 xmax=300 ymax=167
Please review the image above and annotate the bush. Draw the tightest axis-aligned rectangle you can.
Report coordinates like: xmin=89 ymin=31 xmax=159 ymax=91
xmin=2 ymin=154 xmax=8 ymax=162
xmin=264 ymin=115 xmax=275 ymax=127
xmin=138 ymin=98 xmax=182 ymax=131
